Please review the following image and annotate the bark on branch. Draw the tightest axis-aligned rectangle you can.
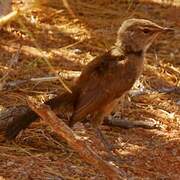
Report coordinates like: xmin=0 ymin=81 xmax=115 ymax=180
xmin=27 ymin=98 xmax=122 ymax=180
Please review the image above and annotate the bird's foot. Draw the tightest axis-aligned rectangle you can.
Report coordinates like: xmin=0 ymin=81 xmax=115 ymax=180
xmin=94 ymin=128 xmax=123 ymax=163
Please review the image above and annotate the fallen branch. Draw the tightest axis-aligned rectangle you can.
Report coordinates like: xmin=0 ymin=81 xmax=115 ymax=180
xmin=27 ymin=98 xmax=122 ymax=180
xmin=0 ymin=71 xmax=81 ymax=90
xmin=104 ymin=117 xmax=163 ymax=130
xmin=0 ymin=10 xmax=19 ymax=27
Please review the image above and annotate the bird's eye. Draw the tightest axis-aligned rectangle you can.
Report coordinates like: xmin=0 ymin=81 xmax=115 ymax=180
xmin=143 ymin=29 xmax=151 ymax=34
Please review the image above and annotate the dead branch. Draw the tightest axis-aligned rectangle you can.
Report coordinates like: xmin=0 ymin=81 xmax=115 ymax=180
xmin=104 ymin=117 xmax=163 ymax=130
xmin=0 ymin=71 xmax=80 ymax=91
xmin=0 ymin=10 xmax=19 ymax=27
xmin=27 ymin=98 xmax=122 ymax=180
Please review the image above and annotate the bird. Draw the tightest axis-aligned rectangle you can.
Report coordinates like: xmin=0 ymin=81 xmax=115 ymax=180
xmin=2 ymin=18 xmax=172 ymax=145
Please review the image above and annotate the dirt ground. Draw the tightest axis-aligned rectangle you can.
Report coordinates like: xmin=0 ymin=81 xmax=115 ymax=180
xmin=0 ymin=0 xmax=179 ymax=179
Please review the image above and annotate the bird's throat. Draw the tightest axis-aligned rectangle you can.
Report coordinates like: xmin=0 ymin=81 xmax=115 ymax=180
xmin=112 ymin=42 xmax=144 ymax=59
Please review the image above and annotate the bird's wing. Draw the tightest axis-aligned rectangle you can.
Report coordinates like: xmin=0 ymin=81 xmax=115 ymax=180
xmin=72 ymin=52 xmax=126 ymax=121
xmin=73 ymin=73 xmax=109 ymax=120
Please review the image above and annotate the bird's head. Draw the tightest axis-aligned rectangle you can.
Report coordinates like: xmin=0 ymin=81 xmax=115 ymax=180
xmin=116 ymin=18 xmax=173 ymax=54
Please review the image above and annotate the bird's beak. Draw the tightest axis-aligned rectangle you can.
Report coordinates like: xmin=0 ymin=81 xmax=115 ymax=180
xmin=152 ymin=27 xmax=174 ymax=37
xmin=161 ymin=27 xmax=174 ymax=34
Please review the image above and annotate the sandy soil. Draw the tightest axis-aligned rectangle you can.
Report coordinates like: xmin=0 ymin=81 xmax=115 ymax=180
xmin=0 ymin=0 xmax=179 ymax=179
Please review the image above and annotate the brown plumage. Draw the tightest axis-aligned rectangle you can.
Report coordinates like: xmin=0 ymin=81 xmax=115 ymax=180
xmin=3 ymin=18 xmax=172 ymax=140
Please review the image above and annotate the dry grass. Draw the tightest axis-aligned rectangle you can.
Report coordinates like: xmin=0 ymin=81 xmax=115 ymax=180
xmin=0 ymin=0 xmax=179 ymax=179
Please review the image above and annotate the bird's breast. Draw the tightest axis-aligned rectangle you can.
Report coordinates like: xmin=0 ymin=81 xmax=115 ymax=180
xmin=112 ymin=57 xmax=144 ymax=97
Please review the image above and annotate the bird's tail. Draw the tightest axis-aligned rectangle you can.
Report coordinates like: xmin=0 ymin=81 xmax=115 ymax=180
xmin=3 ymin=107 xmax=38 ymax=140
xmin=0 ymin=92 xmax=75 ymax=140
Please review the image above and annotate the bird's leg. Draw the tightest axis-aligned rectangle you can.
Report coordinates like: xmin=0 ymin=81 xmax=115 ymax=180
xmin=95 ymin=127 xmax=113 ymax=152
xmin=104 ymin=95 xmax=161 ymax=129
xmin=94 ymin=125 xmax=121 ymax=163
xmin=91 ymin=110 xmax=116 ymax=160
xmin=92 ymin=100 xmax=119 ymax=152
xmin=119 ymin=93 xmax=127 ymax=119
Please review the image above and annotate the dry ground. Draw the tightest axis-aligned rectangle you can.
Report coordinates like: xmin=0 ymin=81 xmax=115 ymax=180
xmin=0 ymin=0 xmax=179 ymax=179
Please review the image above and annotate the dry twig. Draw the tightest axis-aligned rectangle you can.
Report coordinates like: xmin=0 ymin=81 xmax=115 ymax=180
xmin=0 ymin=10 xmax=17 ymax=27
xmin=27 ymin=98 xmax=122 ymax=180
